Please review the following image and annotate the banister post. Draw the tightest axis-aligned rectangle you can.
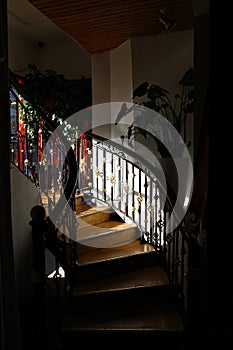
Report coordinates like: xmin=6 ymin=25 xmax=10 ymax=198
xmin=29 ymin=205 xmax=48 ymax=341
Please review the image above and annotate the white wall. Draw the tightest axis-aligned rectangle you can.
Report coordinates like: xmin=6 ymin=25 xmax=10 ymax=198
xmin=110 ymin=39 xmax=133 ymax=103
xmin=91 ymin=30 xmax=193 ymax=106
xmin=8 ymin=28 xmax=37 ymax=75
xmin=10 ymin=164 xmax=41 ymax=307
xmin=8 ymin=29 xmax=91 ymax=79
xmin=91 ymin=52 xmax=111 ymax=138
xmin=132 ymin=30 xmax=194 ymax=95
xmin=90 ymin=30 xmax=193 ymax=144
xmin=131 ymin=30 xmax=194 ymax=161
xmin=92 ymin=30 xmax=193 ymax=106
xmin=91 ymin=52 xmax=110 ymax=104
xmin=36 ymin=37 xmax=91 ymax=79
xmin=91 ymin=41 xmax=133 ymax=140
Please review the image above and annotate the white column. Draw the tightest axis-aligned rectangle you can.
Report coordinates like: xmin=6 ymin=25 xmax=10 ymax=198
xmin=110 ymin=39 xmax=133 ymax=103
xmin=91 ymin=52 xmax=111 ymax=138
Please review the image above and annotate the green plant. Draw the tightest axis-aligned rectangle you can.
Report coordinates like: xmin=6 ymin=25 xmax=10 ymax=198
xmin=12 ymin=65 xmax=92 ymax=143
xmin=116 ymin=67 xmax=194 ymax=157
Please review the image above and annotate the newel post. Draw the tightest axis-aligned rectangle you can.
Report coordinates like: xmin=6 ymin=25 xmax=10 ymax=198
xmin=29 ymin=205 xmax=48 ymax=336
xmin=29 ymin=205 xmax=47 ymax=282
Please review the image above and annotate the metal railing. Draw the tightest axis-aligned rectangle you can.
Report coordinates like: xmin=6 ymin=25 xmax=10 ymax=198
xmin=76 ymin=131 xmax=194 ymax=322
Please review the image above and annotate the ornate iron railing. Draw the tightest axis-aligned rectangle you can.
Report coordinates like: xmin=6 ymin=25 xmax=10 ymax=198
xmin=76 ymin=131 xmax=196 ymax=323
xmin=77 ymin=132 xmax=166 ymax=247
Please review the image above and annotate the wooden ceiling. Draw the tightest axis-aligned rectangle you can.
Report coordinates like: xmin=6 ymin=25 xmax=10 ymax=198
xmin=29 ymin=0 xmax=194 ymax=54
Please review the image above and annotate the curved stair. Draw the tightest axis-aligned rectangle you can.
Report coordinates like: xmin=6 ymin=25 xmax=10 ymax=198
xmin=58 ymin=194 xmax=186 ymax=347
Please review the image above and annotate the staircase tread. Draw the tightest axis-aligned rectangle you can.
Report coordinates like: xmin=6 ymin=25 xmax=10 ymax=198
xmin=76 ymin=220 xmax=137 ymax=242
xmin=77 ymin=240 xmax=155 ymax=265
xmin=77 ymin=205 xmax=112 ymax=216
xmin=77 ymin=219 xmax=135 ymax=231
xmin=73 ymin=265 xmax=169 ymax=295
xmin=76 ymin=204 xmax=111 ymax=216
xmin=76 ymin=203 xmax=92 ymax=214
xmin=62 ymin=298 xmax=184 ymax=332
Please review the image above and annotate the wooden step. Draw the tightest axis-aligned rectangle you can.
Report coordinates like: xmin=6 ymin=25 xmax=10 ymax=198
xmin=76 ymin=240 xmax=159 ymax=282
xmin=75 ymin=196 xmax=137 ymax=248
xmin=76 ymin=204 xmax=123 ymax=225
xmin=69 ymin=261 xmax=176 ymax=314
xmin=61 ymin=330 xmax=185 ymax=348
xmin=77 ymin=239 xmax=156 ymax=265
xmin=75 ymin=202 xmax=92 ymax=214
xmin=62 ymin=299 xmax=184 ymax=332
xmin=72 ymin=265 xmax=169 ymax=296
xmin=61 ymin=268 xmax=185 ymax=346
xmin=61 ymin=291 xmax=185 ymax=334
xmin=77 ymin=205 xmax=117 ymax=225
xmin=76 ymin=220 xmax=140 ymax=248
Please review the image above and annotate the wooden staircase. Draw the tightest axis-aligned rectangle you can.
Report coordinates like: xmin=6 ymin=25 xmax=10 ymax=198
xmin=57 ymin=194 xmax=186 ymax=348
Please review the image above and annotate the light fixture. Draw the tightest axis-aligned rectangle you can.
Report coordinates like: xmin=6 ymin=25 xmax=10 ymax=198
xmin=158 ymin=9 xmax=176 ymax=33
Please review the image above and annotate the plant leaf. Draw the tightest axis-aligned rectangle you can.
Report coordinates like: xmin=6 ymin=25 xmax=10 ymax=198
xmin=179 ymin=67 xmax=194 ymax=86
xmin=147 ymin=84 xmax=169 ymax=100
xmin=133 ymin=82 xmax=149 ymax=98
xmin=143 ymin=100 xmax=157 ymax=110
